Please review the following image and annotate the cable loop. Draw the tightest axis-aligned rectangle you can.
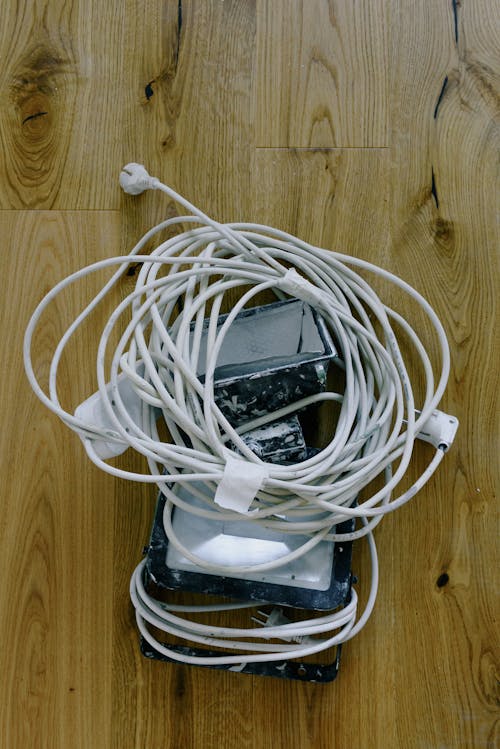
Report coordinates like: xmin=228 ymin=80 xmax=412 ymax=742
xmin=23 ymin=164 xmax=454 ymax=664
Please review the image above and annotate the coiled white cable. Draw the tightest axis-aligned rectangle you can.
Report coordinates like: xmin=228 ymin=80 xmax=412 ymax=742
xmin=23 ymin=163 xmax=456 ymax=665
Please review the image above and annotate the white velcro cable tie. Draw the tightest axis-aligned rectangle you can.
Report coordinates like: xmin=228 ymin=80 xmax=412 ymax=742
xmin=279 ymin=268 xmax=324 ymax=307
xmin=214 ymin=454 xmax=269 ymax=514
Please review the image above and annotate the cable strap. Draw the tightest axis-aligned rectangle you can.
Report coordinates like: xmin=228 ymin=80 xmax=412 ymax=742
xmin=214 ymin=454 xmax=269 ymax=513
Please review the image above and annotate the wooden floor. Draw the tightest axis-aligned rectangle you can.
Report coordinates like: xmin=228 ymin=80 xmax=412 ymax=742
xmin=0 ymin=2 xmax=498 ymax=747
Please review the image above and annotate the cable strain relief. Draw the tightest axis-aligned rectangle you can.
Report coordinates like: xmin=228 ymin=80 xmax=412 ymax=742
xmin=278 ymin=268 xmax=325 ymax=307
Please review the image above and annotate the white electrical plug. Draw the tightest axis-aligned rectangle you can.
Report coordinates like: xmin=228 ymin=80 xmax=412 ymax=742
xmin=251 ymin=608 xmax=314 ymax=644
xmin=119 ymin=163 xmax=158 ymax=195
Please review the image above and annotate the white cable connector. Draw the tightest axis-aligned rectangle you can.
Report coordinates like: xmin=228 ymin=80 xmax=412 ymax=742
xmin=119 ymin=163 xmax=158 ymax=195
xmin=416 ymin=409 xmax=459 ymax=451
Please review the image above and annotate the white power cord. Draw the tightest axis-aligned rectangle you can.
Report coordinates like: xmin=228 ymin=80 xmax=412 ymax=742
xmin=24 ymin=163 xmax=458 ymax=667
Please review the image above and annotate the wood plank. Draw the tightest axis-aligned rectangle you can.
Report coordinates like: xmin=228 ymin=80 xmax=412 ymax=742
xmin=256 ymin=0 xmax=388 ymax=147
xmin=0 ymin=1 xmax=124 ymax=209
xmin=0 ymin=211 xmax=121 ymax=748
xmin=389 ymin=1 xmax=499 ymax=747
xmin=250 ymin=146 xmax=396 ymax=749
xmin=121 ymin=0 xmax=256 ymax=241
xmin=114 ymin=3 xmax=259 ymax=748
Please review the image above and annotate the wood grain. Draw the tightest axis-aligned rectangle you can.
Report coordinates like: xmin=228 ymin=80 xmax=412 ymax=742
xmin=0 ymin=1 xmax=124 ymax=209
xmin=253 ymin=148 xmax=390 ymax=252
xmin=256 ymin=0 xmax=388 ymax=147
xmin=389 ymin=1 xmax=499 ymax=747
xmin=0 ymin=211 xmax=120 ymax=749
xmin=0 ymin=1 xmax=497 ymax=748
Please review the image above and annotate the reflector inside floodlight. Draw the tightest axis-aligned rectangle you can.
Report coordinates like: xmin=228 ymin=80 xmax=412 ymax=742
xmin=146 ymin=491 xmax=354 ymax=612
xmin=165 ymin=485 xmax=334 ymax=591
